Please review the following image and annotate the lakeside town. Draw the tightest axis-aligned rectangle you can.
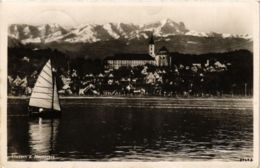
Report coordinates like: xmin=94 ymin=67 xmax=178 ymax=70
xmin=8 ymin=34 xmax=253 ymax=98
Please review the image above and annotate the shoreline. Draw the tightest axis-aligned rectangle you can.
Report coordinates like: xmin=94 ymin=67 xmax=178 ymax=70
xmin=7 ymin=96 xmax=253 ymax=110
xmin=7 ymin=95 xmax=253 ymax=101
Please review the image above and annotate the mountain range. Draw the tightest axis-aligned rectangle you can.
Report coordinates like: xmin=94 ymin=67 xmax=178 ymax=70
xmin=8 ymin=19 xmax=253 ymax=59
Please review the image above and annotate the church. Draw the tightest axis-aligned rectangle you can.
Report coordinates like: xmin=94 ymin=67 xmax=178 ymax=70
xmin=104 ymin=34 xmax=171 ymax=69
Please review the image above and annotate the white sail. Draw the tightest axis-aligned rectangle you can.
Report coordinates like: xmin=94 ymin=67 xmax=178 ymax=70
xmin=53 ymin=78 xmax=61 ymax=111
xmin=29 ymin=59 xmax=61 ymax=111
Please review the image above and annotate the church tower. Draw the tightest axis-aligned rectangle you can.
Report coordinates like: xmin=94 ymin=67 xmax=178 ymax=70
xmin=148 ymin=32 xmax=155 ymax=57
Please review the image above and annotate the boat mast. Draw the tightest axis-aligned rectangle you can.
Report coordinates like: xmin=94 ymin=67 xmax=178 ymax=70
xmin=51 ymin=58 xmax=54 ymax=110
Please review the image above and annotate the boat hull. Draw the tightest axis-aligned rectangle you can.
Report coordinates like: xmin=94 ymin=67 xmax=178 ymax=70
xmin=28 ymin=107 xmax=62 ymax=118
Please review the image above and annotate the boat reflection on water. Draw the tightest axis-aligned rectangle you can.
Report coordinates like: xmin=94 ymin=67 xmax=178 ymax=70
xmin=28 ymin=118 xmax=59 ymax=160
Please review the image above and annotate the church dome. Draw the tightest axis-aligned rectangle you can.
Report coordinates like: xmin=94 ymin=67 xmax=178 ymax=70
xmin=158 ymin=46 xmax=169 ymax=54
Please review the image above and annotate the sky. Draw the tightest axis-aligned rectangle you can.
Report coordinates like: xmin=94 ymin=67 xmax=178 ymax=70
xmin=2 ymin=1 xmax=257 ymax=35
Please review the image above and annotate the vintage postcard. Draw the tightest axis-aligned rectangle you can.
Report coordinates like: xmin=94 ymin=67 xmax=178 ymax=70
xmin=0 ymin=1 xmax=259 ymax=168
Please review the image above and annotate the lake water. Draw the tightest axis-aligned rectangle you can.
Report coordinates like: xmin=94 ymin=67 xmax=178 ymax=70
xmin=8 ymin=98 xmax=253 ymax=161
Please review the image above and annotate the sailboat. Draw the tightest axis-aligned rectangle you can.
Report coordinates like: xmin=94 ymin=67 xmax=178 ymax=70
xmin=28 ymin=59 xmax=61 ymax=118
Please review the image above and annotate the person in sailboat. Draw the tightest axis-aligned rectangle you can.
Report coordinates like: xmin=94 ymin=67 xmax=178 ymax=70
xmin=39 ymin=108 xmax=44 ymax=113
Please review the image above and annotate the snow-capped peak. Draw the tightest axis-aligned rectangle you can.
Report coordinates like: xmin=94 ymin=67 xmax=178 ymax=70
xmin=185 ymin=30 xmax=252 ymax=40
xmin=160 ymin=18 xmax=173 ymax=26
xmin=185 ymin=30 xmax=208 ymax=37
xmin=237 ymin=34 xmax=252 ymax=40
xmin=103 ymin=23 xmax=120 ymax=39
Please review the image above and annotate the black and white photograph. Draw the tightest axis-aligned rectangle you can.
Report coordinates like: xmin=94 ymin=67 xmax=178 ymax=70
xmin=0 ymin=1 xmax=259 ymax=167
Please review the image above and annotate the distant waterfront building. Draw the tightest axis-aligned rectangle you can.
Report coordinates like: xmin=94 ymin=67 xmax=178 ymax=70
xmin=105 ymin=53 xmax=155 ymax=70
xmin=104 ymin=33 xmax=171 ymax=69
xmin=156 ymin=46 xmax=171 ymax=67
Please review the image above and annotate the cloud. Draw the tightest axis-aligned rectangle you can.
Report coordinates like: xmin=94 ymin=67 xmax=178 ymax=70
xmin=3 ymin=2 xmax=255 ymax=35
